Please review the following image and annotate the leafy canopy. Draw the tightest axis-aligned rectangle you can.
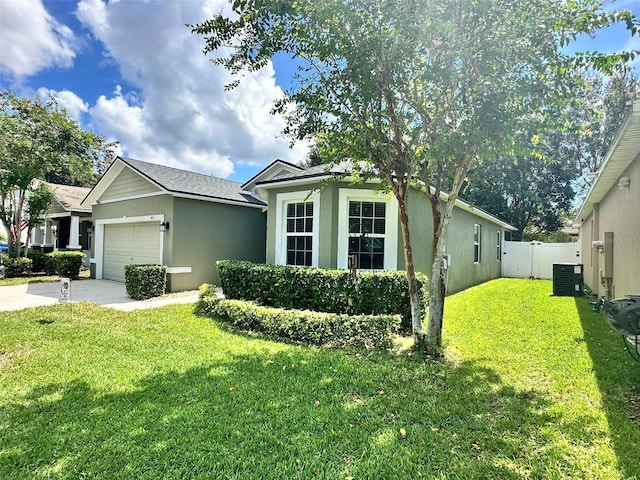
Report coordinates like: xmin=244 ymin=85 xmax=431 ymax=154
xmin=0 ymin=91 xmax=116 ymax=256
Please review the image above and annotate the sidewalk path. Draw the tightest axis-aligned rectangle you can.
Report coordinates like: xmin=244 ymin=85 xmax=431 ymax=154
xmin=0 ymin=279 xmax=199 ymax=312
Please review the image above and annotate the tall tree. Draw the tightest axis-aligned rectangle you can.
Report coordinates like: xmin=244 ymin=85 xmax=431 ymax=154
xmin=571 ymin=72 xmax=640 ymax=198
xmin=192 ymin=0 xmax=639 ymax=348
xmin=0 ymin=91 xmax=116 ymax=257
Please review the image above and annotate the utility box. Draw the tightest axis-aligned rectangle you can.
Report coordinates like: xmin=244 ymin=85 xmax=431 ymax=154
xmin=553 ymin=263 xmax=584 ymax=297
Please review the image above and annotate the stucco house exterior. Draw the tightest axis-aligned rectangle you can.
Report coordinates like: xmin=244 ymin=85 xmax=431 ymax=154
xmin=81 ymin=156 xmax=267 ymax=291
xmin=575 ymin=100 xmax=640 ymax=299
xmin=247 ymin=161 xmax=516 ymax=294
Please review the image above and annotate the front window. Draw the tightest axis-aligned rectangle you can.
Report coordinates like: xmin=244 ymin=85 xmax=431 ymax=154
xmin=348 ymin=201 xmax=386 ymax=269
xmin=496 ymin=230 xmax=501 ymax=261
xmin=474 ymin=224 xmax=481 ymax=263
xmin=286 ymin=201 xmax=314 ymax=266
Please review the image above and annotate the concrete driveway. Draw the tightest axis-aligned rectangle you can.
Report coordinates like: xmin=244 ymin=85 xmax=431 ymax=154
xmin=0 ymin=279 xmax=199 ymax=312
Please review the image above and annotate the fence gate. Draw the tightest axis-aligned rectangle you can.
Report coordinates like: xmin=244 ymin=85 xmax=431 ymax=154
xmin=502 ymin=241 xmax=581 ymax=279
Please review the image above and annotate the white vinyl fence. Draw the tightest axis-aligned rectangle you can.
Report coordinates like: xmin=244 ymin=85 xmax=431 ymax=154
xmin=502 ymin=241 xmax=581 ymax=279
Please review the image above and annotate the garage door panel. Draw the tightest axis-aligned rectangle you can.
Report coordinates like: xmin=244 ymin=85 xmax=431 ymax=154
xmin=103 ymin=223 xmax=161 ymax=282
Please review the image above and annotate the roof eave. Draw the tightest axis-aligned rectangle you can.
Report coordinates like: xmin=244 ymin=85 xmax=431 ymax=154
xmin=574 ymin=100 xmax=640 ymax=226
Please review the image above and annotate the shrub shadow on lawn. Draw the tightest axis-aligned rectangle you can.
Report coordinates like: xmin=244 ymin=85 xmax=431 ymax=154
xmin=1 ymin=343 xmax=605 ymax=479
xmin=574 ymin=296 xmax=640 ymax=478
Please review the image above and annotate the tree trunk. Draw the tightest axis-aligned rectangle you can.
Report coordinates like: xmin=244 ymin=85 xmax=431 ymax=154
xmin=396 ymin=190 xmax=423 ymax=340
xmin=426 ymin=195 xmax=456 ymax=348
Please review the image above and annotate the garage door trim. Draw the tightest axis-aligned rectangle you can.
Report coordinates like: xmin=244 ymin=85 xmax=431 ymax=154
xmin=94 ymin=214 xmax=165 ymax=280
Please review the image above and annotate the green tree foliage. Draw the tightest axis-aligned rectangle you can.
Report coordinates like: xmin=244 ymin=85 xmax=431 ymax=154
xmin=460 ymin=72 xmax=640 ymax=240
xmin=0 ymin=91 xmax=116 ymax=257
xmin=192 ymin=0 xmax=639 ymax=347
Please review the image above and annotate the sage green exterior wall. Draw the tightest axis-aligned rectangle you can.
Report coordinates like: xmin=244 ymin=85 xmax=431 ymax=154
xmin=266 ymin=184 xmax=340 ymax=267
xmin=90 ymin=194 xmax=174 ymax=283
xmin=264 ymin=182 xmax=507 ymax=293
xmin=91 ymin=194 xmax=266 ymax=291
xmin=171 ymin=197 xmax=266 ymax=290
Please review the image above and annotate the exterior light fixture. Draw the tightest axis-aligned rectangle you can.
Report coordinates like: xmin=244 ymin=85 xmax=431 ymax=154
xmin=160 ymin=221 xmax=170 ymax=232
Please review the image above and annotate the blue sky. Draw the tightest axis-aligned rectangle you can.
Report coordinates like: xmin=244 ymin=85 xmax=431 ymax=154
xmin=1 ymin=0 xmax=640 ymax=184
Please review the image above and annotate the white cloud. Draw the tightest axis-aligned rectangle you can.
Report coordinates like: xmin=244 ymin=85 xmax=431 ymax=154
xmin=75 ymin=0 xmax=309 ymax=177
xmin=36 ymin=88 xmax=89 ymax=122
xmin=0 ymin=0 xmax=76 ymax=77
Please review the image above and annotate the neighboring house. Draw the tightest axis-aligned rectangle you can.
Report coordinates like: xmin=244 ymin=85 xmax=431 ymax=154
xmin=574 ymin=100 xmax=640 ymax=299
xmin=81 ymin=156 xmax=267 ymax=291
xmin=31 ymin=182 xmax=93 ymax=263
xmin=248 ymin=161 xmax=516 ymax=294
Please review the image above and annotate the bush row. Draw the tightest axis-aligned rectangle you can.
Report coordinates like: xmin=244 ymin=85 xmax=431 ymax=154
xmin=216 ymin=260 xmax=427 ymax=330
xmin=1 ymin=250 xmax=85 ymax=278
xmin=124 ymin=264 xmax=167 ymax=300
xmin=198 ymin=290 xmax=400 ymax=349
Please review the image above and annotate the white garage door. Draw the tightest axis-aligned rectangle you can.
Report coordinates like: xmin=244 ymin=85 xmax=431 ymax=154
xmin=103 ymin=223 xmax=161 ymax=282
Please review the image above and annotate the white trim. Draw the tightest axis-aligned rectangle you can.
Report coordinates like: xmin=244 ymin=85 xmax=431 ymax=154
xmin=166 ymin=266 xmax=192 ymax=274
xmin=94 ymin=214 xmax=164 ymax=279
xmin=337 ymin=189 xmax=398 ymax=270
xmin=94 ymin=191 xmax=166 ymax=205
xmin=275 ymin=190 xmax=320 ymax=267
xmin=256 ymin=175 xmax=333 ymax=199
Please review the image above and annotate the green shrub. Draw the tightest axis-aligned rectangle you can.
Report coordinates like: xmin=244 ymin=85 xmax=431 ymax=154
xmin=47 ymin=251 xmax=85 ymax=278
xmin=28 ymin=249 xmax=56 ymax=274
xmin=124 ymin=264 xmax=167 ymax=300
xmin=198 ymin=291 xmax=400 ymax=348
xmin=216 ymin=260 xmax=427 ymax=330
xmin=1 ymin=255 xmax=32 ymax=277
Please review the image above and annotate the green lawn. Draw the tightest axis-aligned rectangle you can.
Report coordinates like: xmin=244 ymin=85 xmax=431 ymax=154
xmin=1 ymin=278 xmax=639 ymax=479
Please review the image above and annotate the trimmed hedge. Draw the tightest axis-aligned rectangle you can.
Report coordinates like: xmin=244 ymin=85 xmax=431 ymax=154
xmin=198 ymin=291 xmax=400 ymax=348
xmin=27 ymin=249 xmax=54 ymax=275
xmin=1 ymin=255 xmax=32 ymax=277
xmin=47 ymin=251 xmax=85 ymax=279
xmin=216 ymin=260 xmax=427 ymax=330
xmin=124 ymin=264 xmax=167 ymax=300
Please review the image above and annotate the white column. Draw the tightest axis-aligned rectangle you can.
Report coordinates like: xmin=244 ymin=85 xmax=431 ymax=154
xmin=67 ymin=216 xmax=81 ymax=249
xmin=44 ymin=221 xmax=54 ymax=246
xmin=32 ymin=225 xmax=44 ymax=245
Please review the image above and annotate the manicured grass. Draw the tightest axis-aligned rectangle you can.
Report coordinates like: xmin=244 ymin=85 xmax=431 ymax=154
xmin=1 ymin=279 xmax=639 ymax=478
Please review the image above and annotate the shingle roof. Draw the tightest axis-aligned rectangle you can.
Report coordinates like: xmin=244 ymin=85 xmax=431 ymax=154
xmin=255 ymin=160 xmax=353 ymax=185
xmin=48 ymin=183 xmax=92 ymax=211
xmin=120 ymin=157 xmax=266 ymax=207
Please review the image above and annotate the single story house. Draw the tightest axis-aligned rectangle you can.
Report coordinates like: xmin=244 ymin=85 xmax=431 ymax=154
xmin=247 ymin=161 xmax=517 ymax=294
xmin=574 ymin=100 xmax=640 ymax=299
xmin=81 ymin=156 xmax=267 ymax=291
xmin=31 ymin=182 xmax=93 ymax=263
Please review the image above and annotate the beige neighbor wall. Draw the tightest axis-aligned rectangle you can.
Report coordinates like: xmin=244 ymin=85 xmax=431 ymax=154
xmin=581 ymin=157 xmax=640 ymax=298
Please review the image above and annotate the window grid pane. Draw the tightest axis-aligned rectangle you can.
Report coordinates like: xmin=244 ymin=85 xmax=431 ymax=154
xmin=474 ymin=224 xmax=481 ymax=263
xmin=286 ymin=201 xmax=314 ymax=266
xmin=348 ymin=200 xmax=387 ymax=269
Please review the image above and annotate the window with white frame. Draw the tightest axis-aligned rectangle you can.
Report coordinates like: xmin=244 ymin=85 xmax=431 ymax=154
xmin=496 ymin=230 xmax=501 ymax=261
xmin=348 ymin=200 xmax=386 ymax=269
xmin=285 ymin=201 xmax=314 ymax=266
xmin=275 ymin=191 xmax=320 ymax=267
xmin=337 ymin=189 xmax=398 ymax=271
xmin=474 ymin=224 xmax=481 ymax=263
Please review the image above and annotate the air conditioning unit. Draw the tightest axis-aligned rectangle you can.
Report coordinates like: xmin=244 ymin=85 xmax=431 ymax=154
xmin=553 ymin=263 xmax=584 ymax=297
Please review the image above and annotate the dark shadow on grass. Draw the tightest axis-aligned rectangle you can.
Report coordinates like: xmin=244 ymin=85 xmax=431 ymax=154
xmin=574 ymin=295 xmax=640 ymax=478
xmin=1 ymin=339 xmax=616 ymax=479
